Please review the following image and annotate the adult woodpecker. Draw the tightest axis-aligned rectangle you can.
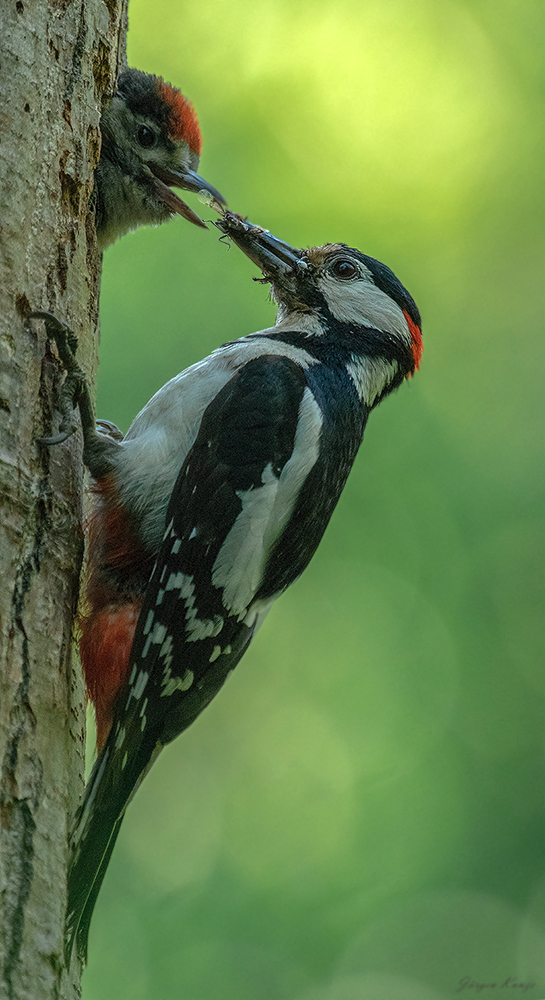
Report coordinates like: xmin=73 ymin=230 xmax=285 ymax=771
xmin=32 ymin=211 xmax=422 ymax=962
xmin=94 ymin=68 xmax=225 ymax=249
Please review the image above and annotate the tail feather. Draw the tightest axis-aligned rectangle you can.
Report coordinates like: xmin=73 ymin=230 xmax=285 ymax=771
xmin=68 ymin=816 xmax=124 ymax=964
xmin=64 ymin=726 xmax=162 ymax=965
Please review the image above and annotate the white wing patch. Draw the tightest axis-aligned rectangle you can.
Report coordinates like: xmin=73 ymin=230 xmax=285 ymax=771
xmin=115 ymin=333 xmax=319 ymax=554
xmin=243 ymin=595 xmax=278 ymax=631
xmin=212 ymin=463 xmax=279 ymax=617
xmin=212 ymin=388 xmax=323 ymax=617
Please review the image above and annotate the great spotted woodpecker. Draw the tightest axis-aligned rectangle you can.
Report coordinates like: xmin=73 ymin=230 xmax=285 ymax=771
xmin=95 ymin=68 xmax=225 ymax=249
xmin=33 ymin=211 xmax=422 ymax=962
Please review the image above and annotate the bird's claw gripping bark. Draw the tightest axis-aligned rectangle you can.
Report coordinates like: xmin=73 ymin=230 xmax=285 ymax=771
xmin=31 ymin=311 xmax=121 ymax=478
xmin=37 ymin=365 xmax=87 ymax=446
xmin=30 ymin=311 xmax=96 ymax=447
xmin=30 ymin=311 xmax=79 ymax=357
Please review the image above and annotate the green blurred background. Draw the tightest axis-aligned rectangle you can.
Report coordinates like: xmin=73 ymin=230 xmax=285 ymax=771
xmin=85 ymin=1 xmax=545 ymax=997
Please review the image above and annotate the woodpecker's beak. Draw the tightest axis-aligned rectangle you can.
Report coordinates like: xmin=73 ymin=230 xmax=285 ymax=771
xmin=148 ymin=163 xmax=226 ymax=229
xmin=215 ymin=212 xmax=309 ymax=285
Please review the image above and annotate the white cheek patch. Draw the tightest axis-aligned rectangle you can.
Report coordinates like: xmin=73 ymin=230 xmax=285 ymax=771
xmin=212 ymin=388 xmax=323 ymax=617
xmin=321 ymin=274 xmax=411 ymax=344
xmin=346 ymin=356 xmax=399 ymax=406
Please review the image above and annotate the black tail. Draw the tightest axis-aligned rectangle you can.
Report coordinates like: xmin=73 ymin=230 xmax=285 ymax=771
xmin=66 ymin=813 xmax=124 ymax=964
xmin=64 ymin=728 xmax=162 ymax=965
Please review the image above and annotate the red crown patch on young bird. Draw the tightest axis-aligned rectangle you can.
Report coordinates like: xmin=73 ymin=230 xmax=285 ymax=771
xmin=94 ymin=68 xmax=224 ymax=249
xmin=156 ymin=78 xmax=202 ymax=154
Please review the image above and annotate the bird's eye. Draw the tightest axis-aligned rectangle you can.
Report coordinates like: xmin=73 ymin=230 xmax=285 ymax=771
xmin=331 ymin=259 xmax=358 ymax=280
xmin=137 ymin=125 xmax=156 ymax=149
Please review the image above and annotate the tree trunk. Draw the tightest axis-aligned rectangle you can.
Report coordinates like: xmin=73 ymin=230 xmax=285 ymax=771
xmin=0 ymin=2 xmax=128 ymax=996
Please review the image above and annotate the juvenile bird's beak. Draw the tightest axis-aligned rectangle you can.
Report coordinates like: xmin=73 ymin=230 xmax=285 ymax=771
xmin=148 ymin=163 xmax=226 ymax=229
xmin=215 ymin=211 xmax=309 ymax=284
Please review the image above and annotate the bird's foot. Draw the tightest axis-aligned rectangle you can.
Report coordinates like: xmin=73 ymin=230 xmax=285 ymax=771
xmin=30 ymin=312 xmax=122 ymax=477
xmin=95 ymin=419 xmax=125 ymax=442
xmin=30 ymin=311 xmax=93 ymax=446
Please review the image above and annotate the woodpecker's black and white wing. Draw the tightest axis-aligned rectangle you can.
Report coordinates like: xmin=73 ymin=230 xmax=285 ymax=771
xmin=66 ymin=351 xmax=332 ymax=961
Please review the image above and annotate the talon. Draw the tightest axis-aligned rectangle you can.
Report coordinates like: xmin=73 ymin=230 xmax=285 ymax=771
xmin=37 ymin=428 xmax=77 ymax=447
xmin=29 ymin=311 xmax=79 ymax=362
xmin=30 ymin=312 xmax=89 ymax=447
xmin=30 ymin=310 xmax=118 ymax=476
xmin=95 ymin=419 xmax=124 ymax=442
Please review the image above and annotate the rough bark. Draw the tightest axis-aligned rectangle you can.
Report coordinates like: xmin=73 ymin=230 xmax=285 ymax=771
xmin=0 ymin=2 xmax=127 ymax=997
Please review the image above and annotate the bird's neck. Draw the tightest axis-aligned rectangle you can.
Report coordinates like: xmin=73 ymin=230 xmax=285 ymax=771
xmin=94 ymin=154 xmax=163 ymax=251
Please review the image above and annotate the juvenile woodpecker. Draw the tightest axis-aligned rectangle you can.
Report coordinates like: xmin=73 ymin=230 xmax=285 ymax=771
xmin=95 ymin=68 xmax=225 ymax=249
xmin=33 ymin=212 xmax=422 ymax=962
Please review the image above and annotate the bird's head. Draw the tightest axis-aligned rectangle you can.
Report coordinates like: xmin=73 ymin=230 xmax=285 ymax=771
xmin=96 ymin=68 xmax=225 ymax=248
xmin=216 ymin=212 xmax=422 ymax=403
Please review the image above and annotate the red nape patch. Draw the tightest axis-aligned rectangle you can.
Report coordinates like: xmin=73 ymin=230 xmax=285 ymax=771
xmin=80 ymin=603 xmax=141 ymax=752
xmin=156 ymin=78 xmax=202 ymax=155
xmin=403 ymin=310 xmax=423 ymax=372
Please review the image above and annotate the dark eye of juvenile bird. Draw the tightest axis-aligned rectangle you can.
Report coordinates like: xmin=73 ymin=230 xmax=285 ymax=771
xmin=137 ymin=125 xmax=156 ymax=149
xmin=330 ymin=259 xmax=358 ymax=280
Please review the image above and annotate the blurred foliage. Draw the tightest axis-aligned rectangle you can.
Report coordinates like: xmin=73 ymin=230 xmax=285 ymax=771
xmin=84 ymin=1 xmax=545 ymax=997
